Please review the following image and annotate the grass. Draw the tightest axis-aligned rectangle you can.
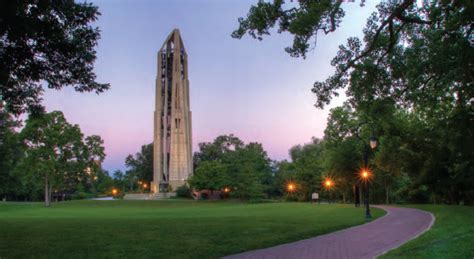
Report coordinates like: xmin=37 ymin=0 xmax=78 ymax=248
xmin=0 ymin=200 xmax=383 ymax=259
xmin=382 ymin=205 xmax=474 ymax=258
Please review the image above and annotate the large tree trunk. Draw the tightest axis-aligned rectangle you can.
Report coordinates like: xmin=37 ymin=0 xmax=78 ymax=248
xmin=44 ymin=174 xmax=51 ymax=207
xmin=342 ymin=193 xmax=346 ymax=204
xmin=385 ymin=181 xmax=389 ymax=204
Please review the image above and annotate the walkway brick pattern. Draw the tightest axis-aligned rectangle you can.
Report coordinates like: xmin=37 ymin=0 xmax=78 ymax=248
xmin=225 ymin=206 xmax=434 ymax=259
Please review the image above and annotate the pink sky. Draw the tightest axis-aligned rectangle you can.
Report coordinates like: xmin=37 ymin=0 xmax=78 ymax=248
xmin=42 ymin=1 xmax=378 ymax=172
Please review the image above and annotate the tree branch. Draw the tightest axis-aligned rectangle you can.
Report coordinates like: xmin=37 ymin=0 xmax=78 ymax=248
xmin=336 ymin=0 xmax=422 ymax=78
xmin=396 ymin=14 xmax=431 ymax=25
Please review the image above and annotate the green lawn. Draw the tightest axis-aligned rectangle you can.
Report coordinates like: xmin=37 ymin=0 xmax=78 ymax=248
xmin=382 ymin=205 xmax=474 ymax=258
xmin=0 ymin=200 xmax=383 ymax=258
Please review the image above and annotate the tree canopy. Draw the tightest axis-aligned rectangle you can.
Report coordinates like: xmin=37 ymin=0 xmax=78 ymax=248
xmin=125 ymin=143 xmax=153 ymax=186
xmin=190 ymin=134 xmax=272 ymax=200
xmin=15 ymin=111 xmax=105 ymax=206
xmin=0 ymin=0 xmax=109 ymax=114
xmin=233 ymin=0 xmax=473 ymax=109
xmin=234 ymin=0 xmax=473 ymax=204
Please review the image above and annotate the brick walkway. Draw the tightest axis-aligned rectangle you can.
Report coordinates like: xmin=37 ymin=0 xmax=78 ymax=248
xmin=225 ymin=206 xmax=434 ymax=259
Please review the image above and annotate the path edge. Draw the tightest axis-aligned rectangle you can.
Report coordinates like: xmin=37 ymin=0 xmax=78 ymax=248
xmin=224 ymin=205 xmax=391 ymax=258
xmin=374 ymin=206 xmax=436 ymax=258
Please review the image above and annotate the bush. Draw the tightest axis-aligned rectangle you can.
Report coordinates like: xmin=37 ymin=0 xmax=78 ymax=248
xmin=70 ymin=192 xmax=96 ymax=200
xmin=406 ymin=185 xmax=430 ymax=203
xmin=176 ymin=185 xmax=192 ymax=198
xmin=200 ymin=192 xmax=209 ymax=200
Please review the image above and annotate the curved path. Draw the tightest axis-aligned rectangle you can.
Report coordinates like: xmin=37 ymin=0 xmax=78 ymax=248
xmin=225 ymin=206 xmax=434 ymax=259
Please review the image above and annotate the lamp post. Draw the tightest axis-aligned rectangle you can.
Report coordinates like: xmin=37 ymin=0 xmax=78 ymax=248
xmin=287 ymin=182 xmax=296 ymax=200
xmin=362 ymin=135 xmax=378 ymax=219
xmin=324 ymin=178 xmax=334 ymax=204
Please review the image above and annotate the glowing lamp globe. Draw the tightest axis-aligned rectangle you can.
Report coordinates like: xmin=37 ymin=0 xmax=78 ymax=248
xmin=288 ymin=184 xmax=295 ymax=191
xmin=362 ymin=171 xmax=369 ymax=179
xmin=369 ymin=136 xmax=378 ymax=149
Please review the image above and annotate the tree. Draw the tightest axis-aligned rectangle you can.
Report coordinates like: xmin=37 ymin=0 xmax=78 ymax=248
xmin=289 ymin=138 xmax=325 ymax=201
xmin=322 ymin=102 xmax=413 ymax=204
xmin=272 ymin=160 xmax=296 ymax=197
xmin=233 ymin=1 xmax=472 ymax=109
xmin=188 ymin=161 xmax=227 ymax=195
xmin=125 ymin=143 xmax=153 ymax=184
xmin=191 ymin=135 xmax=272 ymax=200
xmin=113 ymin=170 xmax=127 ymax=192
xmin=227 ymin=142 xmax=272 ymax=199
xmin=0 ymin=110 xmax=23 ymax=200
xmin=92 ymin=169 xmax=114 ymax=195
xmin=232 ymin=0 xmax=345 ymax=58
xmin=16 ymin=111 xmax=105 ymax=206
xmin=0 ymin=0 xmax=109 ymax=114
xmin=235 ymin=1 xmax=474 ymax=204
xmin=194 ymin=134 xmax=243 ymax=168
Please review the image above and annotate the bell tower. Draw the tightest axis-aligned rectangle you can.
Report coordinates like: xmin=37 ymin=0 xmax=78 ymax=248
xmin=151 ymin=29 xmax=193 ymax=193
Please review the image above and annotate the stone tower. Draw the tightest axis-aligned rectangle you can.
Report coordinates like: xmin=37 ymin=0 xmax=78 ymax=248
xmin=152 ymin=29 xmax=193 ymax=193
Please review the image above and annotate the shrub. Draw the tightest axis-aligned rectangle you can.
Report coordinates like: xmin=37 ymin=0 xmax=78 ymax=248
xmin=176 ymin=185 xmax=192 ymax=198
xmin=200 ymin=192 xmax=209 ymax=200
xmin=70 ymin=192 xmax=96 ymax=200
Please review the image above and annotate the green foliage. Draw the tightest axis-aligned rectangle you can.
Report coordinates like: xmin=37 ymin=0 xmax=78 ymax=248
xmin=190 ymin=135 xmax=272 ymax=200
xmin=125 ymin=143 xmax=153 ymax=189
xmin=236 ymin=1 xmax=472 ymax=109
xmin=0 ymin=1 xmax=109 ymax=114
xmin=112 ymin=170 xmax=128 ymax=193
xmin=232 ymin=0 xmax=345 ymax=58
xmin=0 ymin=111 xmax=23 ymax=200
xmin=189 ymin=161 xmax=227 ymax=193
xmin=175 ymin=185 xmax=192 ymax=198
xmin=289 ymin=138 xmax=325 ymax=200
xmin=194 ymin=134 xmax=243 ymax=166
xmin=15 ymin=111 xmax=106 ymax=206
xmin=271 ymin=160 xmax=295 ymax=197
xmin=235 ymin=0 xmax=474 ymax=204
xmin=92 ymin=169 xmax=114 ymax=195
xmin=272 ymin=139 xmax=325 ymax=201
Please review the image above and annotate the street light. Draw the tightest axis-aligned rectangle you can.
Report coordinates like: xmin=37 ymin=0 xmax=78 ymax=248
xmin=361 ymin=170 xmax=369 ymax=179
xmin=369 ymin=136 xmax=378 ymax=150
xmin=360 ymin=168 xmax=371 ymax=219
xmin=223 ymin=187 xmax=230 ymax=199
xmin=287 ymin=183 xmax=295 ymax=192
xmin=362 ymin=135 xmax=378 ymax=220
xmin=324 ymin=179 xmax=334 ymax=189
xmin=324 ymin=178 xmax=334 ymax=204
xmin=112 ymin=189 xmax=118 ymax=196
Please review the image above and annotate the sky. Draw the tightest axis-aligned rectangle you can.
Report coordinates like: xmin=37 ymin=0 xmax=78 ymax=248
xmin=42 ymin=0 xmax=378 ymax=173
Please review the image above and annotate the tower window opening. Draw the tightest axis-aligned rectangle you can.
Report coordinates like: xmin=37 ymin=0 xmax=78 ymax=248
xmin=175 ymin=118 xmax=181 ymax=129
